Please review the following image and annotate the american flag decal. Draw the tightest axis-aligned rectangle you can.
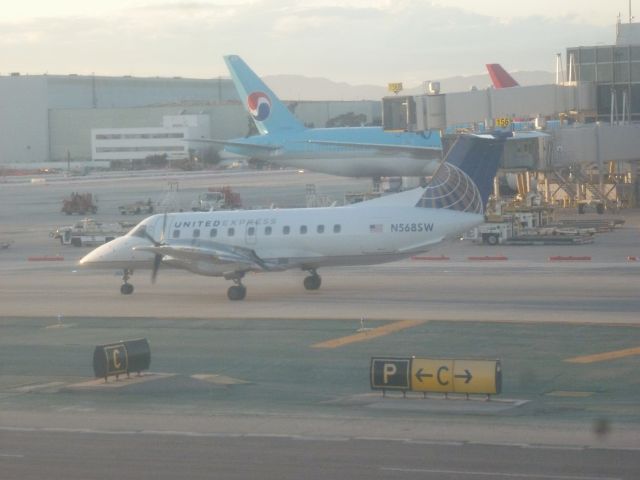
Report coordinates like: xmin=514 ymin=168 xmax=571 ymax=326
xmin=369 ymin=224 xmax=383 ymax=233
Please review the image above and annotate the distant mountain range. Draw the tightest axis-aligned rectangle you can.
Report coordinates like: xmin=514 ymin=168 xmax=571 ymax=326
xmin=263 ymin=71 xmax=555 ymax=101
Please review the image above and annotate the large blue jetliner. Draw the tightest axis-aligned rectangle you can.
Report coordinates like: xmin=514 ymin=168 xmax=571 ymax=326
xmin=197 ymin=55 xmax=443 ymax=178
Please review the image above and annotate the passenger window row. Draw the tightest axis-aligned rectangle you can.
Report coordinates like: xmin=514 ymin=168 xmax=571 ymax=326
xmin=172 ymin=224 xmax=342 ymax=239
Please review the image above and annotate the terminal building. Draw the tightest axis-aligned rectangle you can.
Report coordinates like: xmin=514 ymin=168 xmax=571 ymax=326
xmin=382 ymin=20 xmax=640 ymax=208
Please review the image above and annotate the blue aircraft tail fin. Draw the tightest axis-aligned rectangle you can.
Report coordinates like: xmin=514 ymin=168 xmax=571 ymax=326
xmin=418 ymin=133 xmax=508 ymax=213
xmin=224 ymin=55 xmax=305 ymax=135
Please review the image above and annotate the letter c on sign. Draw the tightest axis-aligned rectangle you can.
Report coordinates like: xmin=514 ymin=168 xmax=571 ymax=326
xmin=383 ymin=363 xmax=397 ymax=384
xmin=437 ymin=365 xmax=449 ymax=386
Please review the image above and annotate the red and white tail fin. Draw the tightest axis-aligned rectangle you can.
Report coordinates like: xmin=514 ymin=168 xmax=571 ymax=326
xmin=486 ymin=64 xmax=519 ymax=88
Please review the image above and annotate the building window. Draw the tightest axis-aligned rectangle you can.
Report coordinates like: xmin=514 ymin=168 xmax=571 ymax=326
xmin=265 ymin=226 xmax=272 ymax=235
xmin=317 ymin=225 xmax=325 ymax=234
xmin=597 ymin=63 xmax=613 ymax=83
xmin=596 ymin=46 xmax=613 ymax=63
xmin=193 ymin=229 xmax=200 ymax=238
xmin=631 ymin=63 xmax=640 ymax=83
xmin=579 ymin=47 xmax=596 ymax=63
xmin=333 ymin=224 xmax=341 ymax=233
xmin=615 ymin=63 xmax=630 ymax=83
xmin=173 ymin=230 xmax=180 ymax=239
xmin=210 ymin=228 xmax=217 ymax=238
xmin=615 ymin=46 xmax=630 ymax=62
xmin=283 ymin=226 xmax=290 ymax=235
xmin=579 ymin=64 xmax=596 ymax=82
xmin=228 ymin=227 xmax=235 ymax=237
xmin=300 ymin=225 xmax=307 ymax=234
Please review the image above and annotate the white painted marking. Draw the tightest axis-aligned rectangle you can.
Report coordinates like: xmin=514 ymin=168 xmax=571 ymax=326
xmin=381 ymin=467 xmax=621 ymax=479
xmin=13 ymin=382 xmax=65 ymax=393
xmin=403 ymin=439 xmax=465 ymax=446
xmin=523 ymin=444 xmax=586 ymax=451
xmin=468 ymin=441 xmax=530 ymax=448
xmin=0 ymin=453 xmax=25 ymax=458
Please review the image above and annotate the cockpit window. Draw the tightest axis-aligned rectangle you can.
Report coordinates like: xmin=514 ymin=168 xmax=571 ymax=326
xmin=130 ymin=224 xmax=148 ymax=239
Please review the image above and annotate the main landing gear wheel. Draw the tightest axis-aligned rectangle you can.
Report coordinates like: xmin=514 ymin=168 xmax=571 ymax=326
xmin=227 ymin=285 xmax=247 ymax=301
xmin=303 ymin=274 xmax=322 ymax=291
xmin=120 ymin=269 xmax=134 ymax=295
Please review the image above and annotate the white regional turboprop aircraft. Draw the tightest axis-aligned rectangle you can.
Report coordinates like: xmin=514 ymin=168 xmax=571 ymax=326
xmin=79 ymin=134 xmax=507 ymax=300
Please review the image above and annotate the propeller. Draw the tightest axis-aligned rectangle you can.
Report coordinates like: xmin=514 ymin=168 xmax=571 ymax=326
xmin=140 ymin=211 xmax=168 ymax=284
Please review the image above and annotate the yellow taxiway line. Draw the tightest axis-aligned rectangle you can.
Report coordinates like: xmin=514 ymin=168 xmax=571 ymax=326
xmin=565 ymin=346 xmax=640 ymax=364
xmin=312 ymin=319 xmax=426 ymax=349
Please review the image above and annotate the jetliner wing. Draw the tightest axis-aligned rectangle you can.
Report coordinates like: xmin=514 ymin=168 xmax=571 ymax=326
xmin=304 ymin=140 xmax=442 ymax=158
xmin=188 ymin=138 xmax=283 ymax=151
xmin=134 ymin=243 xmax=272 ymax=272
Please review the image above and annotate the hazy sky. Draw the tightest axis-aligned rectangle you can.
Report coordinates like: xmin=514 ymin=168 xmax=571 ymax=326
xmin=1 ymin=1 xmax=630 ymax=85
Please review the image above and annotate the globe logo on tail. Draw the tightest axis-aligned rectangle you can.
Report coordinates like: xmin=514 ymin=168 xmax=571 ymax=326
xmin=247 ymin=92 xmax=271 ymax=121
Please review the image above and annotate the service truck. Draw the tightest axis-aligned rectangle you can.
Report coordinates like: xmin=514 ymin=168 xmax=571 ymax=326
xmin=51 ymin=218 xmax=127 ymax=247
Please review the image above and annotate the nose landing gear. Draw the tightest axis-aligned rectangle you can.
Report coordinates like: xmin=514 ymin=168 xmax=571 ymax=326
xmin=120 ymin=269 xmax=134 ymax=295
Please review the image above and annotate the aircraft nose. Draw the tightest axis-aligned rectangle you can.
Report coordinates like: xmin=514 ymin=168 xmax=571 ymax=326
xmin=78 ymin=236 xmax=150 ymax=268
xmin=78 ymin=239 xmax=120 ymax=266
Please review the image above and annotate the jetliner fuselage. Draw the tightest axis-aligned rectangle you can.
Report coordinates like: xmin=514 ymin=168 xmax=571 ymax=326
xmin=224 ymin=127 xmax=442 ymax=177
xmin=80 ymin=203 xmax=482 ymax=275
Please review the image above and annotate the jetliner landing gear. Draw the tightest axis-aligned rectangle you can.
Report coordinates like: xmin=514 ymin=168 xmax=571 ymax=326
xmin=120 ymin=269 xmax=134 ymax=295
xmin=227 ymin=276 xmax=247 ymax=301
xmin=303 ymin=269 xmax=322 ymax=291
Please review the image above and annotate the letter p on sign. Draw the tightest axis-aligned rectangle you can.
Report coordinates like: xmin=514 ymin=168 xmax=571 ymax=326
xmin=383 ymin=363 xmax=397 ymax=384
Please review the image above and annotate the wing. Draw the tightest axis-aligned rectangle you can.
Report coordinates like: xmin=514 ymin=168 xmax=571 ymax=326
xmin=187 ymin=138 xmax=283 ymax=156
xmin=134 ymin=242 xmax=279 ymax=276
xmin=303 ymin=140 xmax=442 ymax=159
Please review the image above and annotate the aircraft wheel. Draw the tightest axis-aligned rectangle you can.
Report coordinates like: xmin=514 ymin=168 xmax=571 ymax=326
xmin=120 ymin=283 xmax=134 ymax=295
xmin=227 ymin=285 xmax=247 ymax=301
xmin=303 ymin=274 xmax=322 ymax=291
xmin=486 ymin=234 xmax=499 ymax=246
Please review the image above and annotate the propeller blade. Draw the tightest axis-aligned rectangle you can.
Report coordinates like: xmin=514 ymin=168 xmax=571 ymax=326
xmin=141 ymin=230 xmax=160 ymax=247
xmin=160 ymin=211 xmax=168 ymax=244
xmin=151 ymin=253 xmax=162 ymax=283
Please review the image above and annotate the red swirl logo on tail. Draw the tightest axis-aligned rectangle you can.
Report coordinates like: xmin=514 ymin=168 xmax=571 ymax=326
xmin=247 ymin=92 xmax=271 ymax=121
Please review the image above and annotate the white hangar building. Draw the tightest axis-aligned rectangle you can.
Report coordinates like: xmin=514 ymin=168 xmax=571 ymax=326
xmin=0 ymin=73 xmax=381 ymax=166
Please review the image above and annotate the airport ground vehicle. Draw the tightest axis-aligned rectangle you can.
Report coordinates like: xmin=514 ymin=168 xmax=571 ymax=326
xmin=577 ymin=199 xmax=605 ymax=214
xmin=476 ymin=222 xmax=513 ymax=245
xmin=51 ymin=218 xmax=127 ymax=247
xmin=191 ymin=187 xmax=242 ymax=211
xmin=61 ymin=192 xmax=97 ymax=215
xmin=118 ymin=199 xmax=154 ymax=215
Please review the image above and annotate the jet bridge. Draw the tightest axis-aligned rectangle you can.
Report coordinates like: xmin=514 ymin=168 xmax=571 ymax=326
xmin=382 ymin=82 xmax=596 ymax=133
